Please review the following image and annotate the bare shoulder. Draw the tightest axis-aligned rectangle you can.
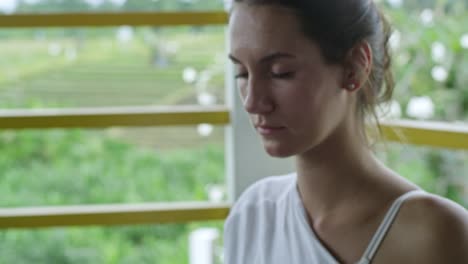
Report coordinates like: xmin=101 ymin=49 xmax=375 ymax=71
xmin=398 ymin=192 xmax=468 ymax=263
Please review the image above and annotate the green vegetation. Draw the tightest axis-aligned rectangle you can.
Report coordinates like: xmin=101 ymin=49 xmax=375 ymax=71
xmin=0 ymin=128 xmax=224 ymax=263
xmin=0 ymin=129 xmax=224 ymax=206
xmin=0 ymin=28 xmax=226 ymax=107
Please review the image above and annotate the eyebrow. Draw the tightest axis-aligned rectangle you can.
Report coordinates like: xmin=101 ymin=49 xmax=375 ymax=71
xmin=228 ymin=52 xmax=296 ymax=64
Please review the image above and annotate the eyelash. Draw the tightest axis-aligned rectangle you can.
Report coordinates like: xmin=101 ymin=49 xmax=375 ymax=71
xmin=271 ymin=72 xmax=295 ymax=79
xmin=235 ymin=73 xmax=248 ymax=79
xmin=235 ymin=72 xmax=295 ymax=80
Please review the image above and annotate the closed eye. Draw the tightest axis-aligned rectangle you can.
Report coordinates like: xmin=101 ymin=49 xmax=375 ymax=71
xmin=271 ymin=72 xmax=295 ymax=79
xmin=235 ymin=72 xmax=249 ymax=79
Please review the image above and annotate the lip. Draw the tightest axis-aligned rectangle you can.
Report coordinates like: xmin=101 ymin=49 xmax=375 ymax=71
xmin=256 ymin=125 xmax=286 ymax=135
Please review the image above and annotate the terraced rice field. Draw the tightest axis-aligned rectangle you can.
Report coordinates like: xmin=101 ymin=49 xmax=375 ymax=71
xmin=0 ymin=28 xmax=227 ymax=149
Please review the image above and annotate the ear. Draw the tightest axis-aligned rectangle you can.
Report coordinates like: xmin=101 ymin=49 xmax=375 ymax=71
xmin=341 ymin=41 xmax=372 ymax=92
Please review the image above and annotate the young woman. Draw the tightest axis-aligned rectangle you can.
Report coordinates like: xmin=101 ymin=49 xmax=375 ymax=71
xmin=224 ymin=0 xmax=468 ymax=263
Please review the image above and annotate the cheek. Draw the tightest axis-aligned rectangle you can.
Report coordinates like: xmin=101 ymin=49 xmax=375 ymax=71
xmin=295 ymin=72 xmax=339 ymax=107
xmin=277 ymin=79 xmax=338 ymax=127
xmin=277 ymin=81 xmax=323 ymax=114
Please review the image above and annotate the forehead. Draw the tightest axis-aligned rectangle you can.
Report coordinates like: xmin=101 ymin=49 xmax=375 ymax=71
xmin=229 ymin=4 xmax=311 ymax=58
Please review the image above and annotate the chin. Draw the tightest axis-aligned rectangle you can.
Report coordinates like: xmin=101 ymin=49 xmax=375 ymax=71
xmin=263 ymin=141 xmax=297 ymax=158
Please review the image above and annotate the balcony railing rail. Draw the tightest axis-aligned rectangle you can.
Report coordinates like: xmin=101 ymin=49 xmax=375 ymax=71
xmin=0 ymin=105 xmax=230 ymax=129
xmin=0 ymin=202 xmax=230 ymax=229
xmin=0 ymin=12 xmax=228 ymax=27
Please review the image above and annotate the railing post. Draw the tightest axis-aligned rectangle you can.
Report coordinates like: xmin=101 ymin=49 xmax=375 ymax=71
xmin=189 ymin=228 xmax=221 ymax=264
xmin=224 ymin=30 xmax=294 ymax=203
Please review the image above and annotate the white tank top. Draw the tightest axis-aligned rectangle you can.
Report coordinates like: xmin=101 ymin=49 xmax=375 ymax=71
xmin=224 ymin=173 xmax=423 ymax=264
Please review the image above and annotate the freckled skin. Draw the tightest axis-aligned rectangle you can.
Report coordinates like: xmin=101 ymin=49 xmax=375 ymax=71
xmin=229 ymin=4 xmax=352 ymax=158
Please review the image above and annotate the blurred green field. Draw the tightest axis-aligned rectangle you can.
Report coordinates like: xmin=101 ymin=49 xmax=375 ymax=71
xmin=0 ymin=28 xmax=226 ymax=108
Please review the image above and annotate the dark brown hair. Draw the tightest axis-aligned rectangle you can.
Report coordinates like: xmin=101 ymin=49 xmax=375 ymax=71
xmin=232 ymin=0 xmax=394 ymax=143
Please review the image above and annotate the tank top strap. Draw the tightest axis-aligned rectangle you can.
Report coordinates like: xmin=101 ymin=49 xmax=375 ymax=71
xmin=357 ymin=189 xmax=425 ymax=264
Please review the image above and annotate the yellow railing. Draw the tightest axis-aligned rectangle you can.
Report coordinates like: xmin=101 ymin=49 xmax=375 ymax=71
xmin=0 ymin=202 xmax=230 ymax=229
xmin=0 ymin=105 xmax=229 ymax=129
xmin=0 ymin=12 xmax=228 ymax=27
xmin=0 ymin=11 xmax=467 ymax=229
xmin=0 ymin=107 xmax=466 ymax=148
xmin=381 ymin=120 xmax=468 ymax=150
xmin=0 ymin=117 xmax=467 ymax=229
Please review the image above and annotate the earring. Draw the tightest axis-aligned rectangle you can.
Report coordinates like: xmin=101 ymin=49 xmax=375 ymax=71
xmin=347 ymin=82 xmax=359 ymax=91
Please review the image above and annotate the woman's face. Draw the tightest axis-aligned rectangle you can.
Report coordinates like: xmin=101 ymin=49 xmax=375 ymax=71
xmin=229 ymin=4 xmax=353 ymax=158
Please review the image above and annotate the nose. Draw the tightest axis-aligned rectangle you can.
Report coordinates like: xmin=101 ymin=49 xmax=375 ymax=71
xmin=242 ymin=78 xmax=275 ymax=114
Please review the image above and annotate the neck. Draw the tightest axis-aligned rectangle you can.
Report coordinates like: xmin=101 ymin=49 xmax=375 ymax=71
xmin=295 ymin=120 xmax=384 ymax=224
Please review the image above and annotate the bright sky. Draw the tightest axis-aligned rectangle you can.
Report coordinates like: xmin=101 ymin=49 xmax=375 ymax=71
xmin=0 ymin=0 xmax=17 ymax=14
